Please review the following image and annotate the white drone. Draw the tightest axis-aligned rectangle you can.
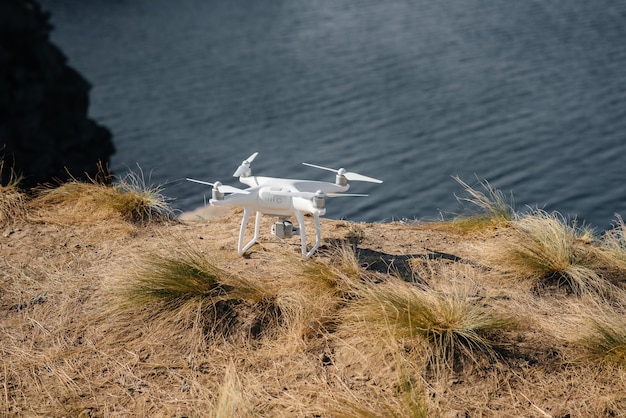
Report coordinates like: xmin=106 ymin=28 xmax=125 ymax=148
xmin=186 ymin=152 xmax=382 ymax=259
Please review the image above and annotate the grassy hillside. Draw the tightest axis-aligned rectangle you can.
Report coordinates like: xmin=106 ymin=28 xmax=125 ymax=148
xmin=2 ymin=174 xmax=626 ymax=417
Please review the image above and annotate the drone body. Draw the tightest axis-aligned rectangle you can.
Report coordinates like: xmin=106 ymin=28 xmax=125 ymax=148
xmin=186 ymin=152 xmax=382 ymax=259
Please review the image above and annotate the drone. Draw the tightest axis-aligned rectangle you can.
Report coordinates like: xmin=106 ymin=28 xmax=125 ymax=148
xmin=186 ymin=152 xmax=382 ymax=259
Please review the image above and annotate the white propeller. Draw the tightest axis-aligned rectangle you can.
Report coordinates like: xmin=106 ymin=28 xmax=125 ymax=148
xmin=302 ymin=162 xmax=383 ymax=183
xmin=233 ymin=152 xmax=259 ymax=177
xmin=185 ymin=178 xmax=249 ymax=194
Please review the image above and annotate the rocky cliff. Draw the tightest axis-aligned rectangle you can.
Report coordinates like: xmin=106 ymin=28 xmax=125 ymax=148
xmin=0 ymin=0 xmax=114 ymax=187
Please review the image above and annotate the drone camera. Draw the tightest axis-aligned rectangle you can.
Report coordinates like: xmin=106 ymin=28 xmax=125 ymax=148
xmin=272 ymin=220 xmax=298 ymax=239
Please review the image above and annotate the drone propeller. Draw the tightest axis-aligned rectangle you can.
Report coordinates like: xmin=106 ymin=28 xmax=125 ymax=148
xmin=326 ymin=192 xmax=369 ymax=197
xmin=302 ymin=162 xmax=383 ymax=184
xmin=185 ymin=178 xmax=249 ymax=194
xmin=233 ymin=152 xmax=259 ymax=177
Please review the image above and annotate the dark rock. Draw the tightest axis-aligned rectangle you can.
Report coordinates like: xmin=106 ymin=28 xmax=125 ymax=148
xmin=0 ymin=0 xmax=115 ymax=187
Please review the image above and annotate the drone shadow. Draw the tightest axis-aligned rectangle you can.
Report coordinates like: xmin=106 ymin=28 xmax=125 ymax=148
xmin=357 ymin=248 xmax=465 ymax=279
xmin=321 ymin=239 xmax=466 ymax=281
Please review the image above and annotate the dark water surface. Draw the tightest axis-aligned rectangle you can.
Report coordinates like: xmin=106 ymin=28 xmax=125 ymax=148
xmin=40 ymin=0 xmax=626 ymax=229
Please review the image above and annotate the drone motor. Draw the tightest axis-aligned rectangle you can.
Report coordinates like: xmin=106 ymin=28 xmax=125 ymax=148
xmin=335 ymin=170 xmax=348 ymax=187
xmin=212 ymin=181 xmax=224 ymax=200
xmin=312 ymin=191 xmax=326 ymax=209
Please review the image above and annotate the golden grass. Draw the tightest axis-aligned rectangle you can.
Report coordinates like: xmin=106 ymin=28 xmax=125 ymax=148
xmin=110 ymin=241 xmax=279 ymax=344
xmin=265 ymin=249 xmax=361 ymax=346
xmin=343 ymin=275 xmax=515 ymax=370
xmin=582 ymin=317 xmax=626 ymax=366
xmin=6 ymin=176 xmax=626 ymax=416
xmin=568 ymin=293 xmax=626 ymax=366
xmin=0 ymin=164 xmax=26 ymax=225
xmin=31 ymin=169 xmax=171 ymax=225
xmin=212 ymin=363 xmax=255 ymax=418
xmin=599 ymin=214 xmax=626 ymax=271
xmin=115 ymin=168 xmax=172 ymax=220
xmin=480 ymin=210 xmax=612 ymax=295
xmin=436 ymin=176 xmax=515 ymax=233
xmin=116 ymin=245 xmax=256 ymax=308
xmin=325 ymin=368 xmax=428 ymax=418
xmin=310 ymin=241 xmax=364 ymax=291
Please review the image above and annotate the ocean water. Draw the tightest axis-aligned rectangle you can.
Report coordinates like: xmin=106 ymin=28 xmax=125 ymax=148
xmin=40 ymin=0 xmax=626 ymax=229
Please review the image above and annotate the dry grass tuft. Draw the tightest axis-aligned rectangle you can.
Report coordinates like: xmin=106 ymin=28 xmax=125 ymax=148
xmin=344 ymin=275 xmax=515 ymax=370
xmin=573 ymin=295 xmax=626 ymax=366
xmin=266 ymin=251 xmax=360 ymax=345
xmin=437 ymin=176 xmax=515 ymax=233
xmin=0 ymin=163 xmax=27 ymax=225
xmin=110 ymin=242 xmax=278 ymax=342
xmin=599 ymin=214 xmax=626 ymax=272
xmin=482 ymin=210 xmax=611 ymax=295
xmin=317 ymin=241 xmax=365 ymax=288
xmin=117 ymin=245 xmax=265 ymax=308
xmin=212 ymin=363 xmax=255 ymax=417
xmin=114 ymin=168 xmax=172 ymax=221
xmin=327 ymin=373 xmax=429 ymax=418
xmin=582 ymin=318 xmax=626 ymax=366
xmin=31 ymin=168 xmax=171 ymax=225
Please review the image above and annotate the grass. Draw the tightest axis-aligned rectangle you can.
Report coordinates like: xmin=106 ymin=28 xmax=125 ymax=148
xmin=32 ymin=168 xmax=171 ymax=224
xmin=313 ymin=241 xmax=364 ymax=290
xmin=329 ymin=373 xmax=428 ymax=418
xmin=266 ymin=248 xmax=362 ymax=344
xmin=481 ymin=210 xmax=611 ymax=295
xmin=574 ymin=296 xmax=626 ymax=366
xmin=118 ymin=248 xmax=234 ymax=309
xmin=600 ymin=214 xmax=626 ymax=271
xmin=112 ymin=241 xmax=277 ymax=341
xmin=212 ymin=363 xmax=254 ymax=418
xmin=114 ymin=168 xmax=172 ymax=221
xmin=344 ymin=275 xmax=515 ymax=369
xmin=582 ymin=318 xmax=626 ymax=366
xmin=0 ymin=163 xmax=26 ymax=225
xmin=6 ymin=175 xmax=626 ymax=416
xmin=437 ymin=176 xmax=516 ymax=233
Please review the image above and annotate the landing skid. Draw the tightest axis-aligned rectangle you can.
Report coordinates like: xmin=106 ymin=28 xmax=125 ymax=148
xmin=237 ymin=208 xmax=321 ymax=259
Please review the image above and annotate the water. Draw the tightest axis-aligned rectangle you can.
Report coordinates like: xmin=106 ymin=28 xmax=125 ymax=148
xmin=39 ymin=0 xmax=626 ymax=229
